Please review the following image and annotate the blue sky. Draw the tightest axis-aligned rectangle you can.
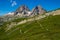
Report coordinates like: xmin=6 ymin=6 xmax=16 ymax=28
xmin=0 ymin=0 xmax=60 ymax=16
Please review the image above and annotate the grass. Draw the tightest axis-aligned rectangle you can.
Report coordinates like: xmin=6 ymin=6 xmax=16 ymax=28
xmin=0 ymin=15 xmax=60 ymax=40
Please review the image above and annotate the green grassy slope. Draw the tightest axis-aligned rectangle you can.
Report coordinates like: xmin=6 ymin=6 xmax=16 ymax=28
xmin=0 ymin=15 xmax=60 ymax=40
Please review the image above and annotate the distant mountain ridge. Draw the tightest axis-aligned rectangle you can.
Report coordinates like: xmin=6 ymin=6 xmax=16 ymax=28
xmin=5 ymin=5 xmax=46 ymax=17
xmin=1 ymin=5 xmax=60 ymax=23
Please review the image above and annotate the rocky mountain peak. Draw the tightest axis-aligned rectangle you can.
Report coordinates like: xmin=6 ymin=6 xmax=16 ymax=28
xmin=14 ymin=5 xmax=30 ymax=15
xmin=20 ymin=5 xmax=30 ymax=11
xmin=7 ymin=5 xmax=46 ymax=17
xmin=32 ymin=5 xmax=46 ymax=15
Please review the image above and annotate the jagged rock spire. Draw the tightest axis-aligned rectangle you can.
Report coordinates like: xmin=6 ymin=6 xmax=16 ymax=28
xmin=32 ymin=5 xmax=46 ymax=15
xmin=14 ymin=5 xmax=46 ymax=17
xmin=15 ymin=5 xmax=30 ymax=15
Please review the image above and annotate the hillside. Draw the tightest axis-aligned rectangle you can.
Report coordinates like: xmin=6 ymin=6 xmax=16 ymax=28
xmin=0 ymin=14 xmax=60 ymax=40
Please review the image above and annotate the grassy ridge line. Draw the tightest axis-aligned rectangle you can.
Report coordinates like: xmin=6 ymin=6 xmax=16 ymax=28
xmin=6 ymin=15 xmax=46 ymax=32
xmin=6 ymin=15 xmax=60 ymax=40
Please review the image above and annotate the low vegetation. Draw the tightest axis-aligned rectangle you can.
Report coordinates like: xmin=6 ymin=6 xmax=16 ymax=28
xmin=0 ymin=15 xmax=60 ymax=40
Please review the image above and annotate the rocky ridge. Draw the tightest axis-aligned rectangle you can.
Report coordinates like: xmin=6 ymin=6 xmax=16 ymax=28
xmin=5 ymin=5 xmax=46 ymax=17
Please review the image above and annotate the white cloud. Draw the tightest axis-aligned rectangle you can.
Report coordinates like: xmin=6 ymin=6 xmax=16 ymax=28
xmin=5 ymin=12 xmax=14 ymax=16
xmin=8 ymin=0 xmax=17 ymax=7
xmin=11 ymin=1 xmax=17 ymax=7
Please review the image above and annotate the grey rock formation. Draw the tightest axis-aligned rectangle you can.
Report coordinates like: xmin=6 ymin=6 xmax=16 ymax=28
xmin=4 ymin=5 xmax=46 ymax=18
xmin=31 ymin=5 xmax=46 ymax=15
xmin=15 ymin=5 xmax=30 ymax=17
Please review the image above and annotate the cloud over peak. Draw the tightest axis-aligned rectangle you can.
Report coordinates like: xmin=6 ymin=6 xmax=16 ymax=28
xmin=11 ymin=1 xmax=17 ymax=7
xmin=8 ymin=0 xmax=17 ymax=7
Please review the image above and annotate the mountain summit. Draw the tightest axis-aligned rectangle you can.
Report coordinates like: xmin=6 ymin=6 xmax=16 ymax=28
xmin=32 ymin=5 xmax=46 ymax=15
xmin=14 ymin=5 xmax=31 ymax=17
xmin=14 ymin=5 xmax=46 ymax=17
xmin=5 ymin=5 xmax=46 ymax=17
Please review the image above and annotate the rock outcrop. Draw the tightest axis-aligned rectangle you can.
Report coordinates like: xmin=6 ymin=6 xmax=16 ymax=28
xmin=15 ymin=5 xmax=31 ymax=17
xmin=31 ymin=5 xmax=46 ymax=15
xmin=4 ymin=5 xmax=46 ymax=17
xmin=14 ymin=5 xmax=46 ymax=17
